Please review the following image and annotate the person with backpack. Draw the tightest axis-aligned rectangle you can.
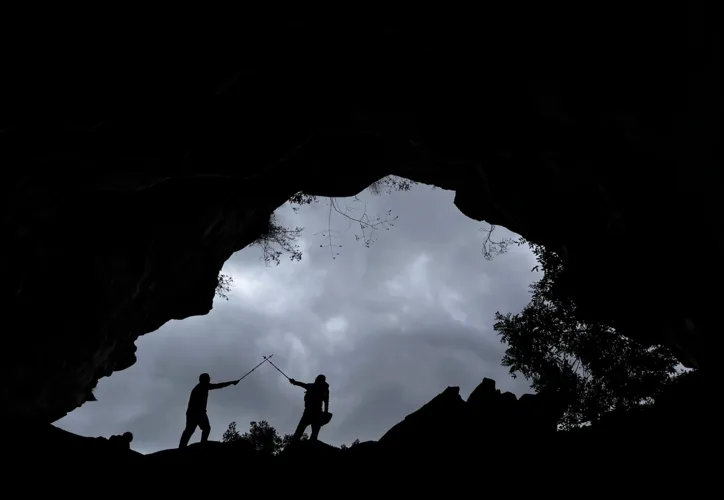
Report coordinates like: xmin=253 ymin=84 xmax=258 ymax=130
xmin=289 ymin=374 xmax=330 ymax=443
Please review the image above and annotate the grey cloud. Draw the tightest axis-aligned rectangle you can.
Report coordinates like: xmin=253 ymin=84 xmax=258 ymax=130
xmin=332 ymin=384 xmax=409 ymax=441
xmin=56 ymin=184 xmax=541 ymax=453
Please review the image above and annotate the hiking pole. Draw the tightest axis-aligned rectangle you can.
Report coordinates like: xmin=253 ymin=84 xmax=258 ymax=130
xmin=263 ymin=354 xmax=290 ymax=380
xmin=237 ymin=354 xmax=273 ymax=383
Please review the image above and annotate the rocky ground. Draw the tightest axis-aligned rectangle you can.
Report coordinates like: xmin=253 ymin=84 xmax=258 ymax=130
xmin=6 ymin=375 xmax=714 ymax=489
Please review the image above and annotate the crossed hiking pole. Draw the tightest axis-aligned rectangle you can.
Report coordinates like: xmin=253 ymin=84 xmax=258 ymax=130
xmin=263 ymin=354 xmax=291 ymax=380
xmin=235 ymin=353 xmax=290 ymax=383
xmin=236 ymin=353 xmax=275 ymax=383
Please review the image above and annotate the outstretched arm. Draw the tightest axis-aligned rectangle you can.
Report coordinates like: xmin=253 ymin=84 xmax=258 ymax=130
xmin=209 ymin=380 xmax=238 ymax=390
xmin=289 ymin=379 xmax=312 ymax=390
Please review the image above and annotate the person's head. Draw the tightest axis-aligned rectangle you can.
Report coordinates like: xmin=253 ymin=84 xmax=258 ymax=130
xmin=315 ymin=374 xmax=326 ymax=385
xmin=122 ymin=431 xmax=133 ymax=443
xmin=199 ymin=373 xmax=211 ymax=384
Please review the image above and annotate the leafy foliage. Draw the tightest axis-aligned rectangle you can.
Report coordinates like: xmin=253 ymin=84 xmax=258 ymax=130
xmin=339 ymin=438 xmax=360 ymax=451
xmin=251 ymin=213 xmax=304 ymax=267
xmin=280 ymin=431 xmax=308 ymax=450
xmin=222 ymin=420 xmax=359 ymax=454
xmin=494 ymin=242 xmax=681 ymax=429
xmin=244 ymin=420 xmax=283 ymax=456
xmin=367 ymin=175 xmax=417 ymax=195
xmin=222 ymin=421 xmax=243 ymax=443
xmin=222 ymin=420 xmax=286 ymax=455
xmin=215 ymin=273 xmax=234 ymax=300
xmin=288 ymin=191 xmax=320 ymax=212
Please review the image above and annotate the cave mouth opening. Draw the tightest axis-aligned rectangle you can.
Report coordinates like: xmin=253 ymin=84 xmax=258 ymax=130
xmin=54 ymin=176 xmax=542 ymax=453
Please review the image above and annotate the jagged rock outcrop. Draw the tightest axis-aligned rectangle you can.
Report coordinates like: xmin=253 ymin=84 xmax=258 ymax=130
xmin=1 ymin=11 xmax=720 ymax=422
xmin=7 ymin=376 xmax=713 ymax=488
xmin=378 ymin=378 xmax=568 ymax=453
xmin=0 ymin=378 xmax=570 ymax=475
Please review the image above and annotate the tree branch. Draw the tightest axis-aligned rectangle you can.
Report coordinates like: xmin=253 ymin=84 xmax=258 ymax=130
xmin=480 ymin=224 xmax=517 ymax=260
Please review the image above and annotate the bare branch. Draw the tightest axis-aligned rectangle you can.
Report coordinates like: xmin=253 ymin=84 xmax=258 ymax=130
xmin=480 ymin=224 xmax=517 ymax=260
xmin=249 ymin=178 xmax=418 ymax=269
xmin=315 ymin=196 xmax=399 ymax=258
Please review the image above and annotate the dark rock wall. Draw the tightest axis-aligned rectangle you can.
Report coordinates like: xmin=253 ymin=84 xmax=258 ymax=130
xmin=1 ymin=11 xmax=719 ymax=421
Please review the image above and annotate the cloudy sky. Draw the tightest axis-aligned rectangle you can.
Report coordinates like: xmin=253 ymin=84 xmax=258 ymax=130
xmin=56 ymin=181 xmax=541 ymax=454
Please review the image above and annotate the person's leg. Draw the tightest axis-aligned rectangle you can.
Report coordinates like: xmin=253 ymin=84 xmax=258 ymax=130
xmin=179 ymin=414 xmax=198 ymax=448
xmin=292 ymin=412 xmax=310 ymax=442
xmin=309 ymin=420 xmax=321 ymax=442
xmin=199 ymin=413 xmax=211 ymax=443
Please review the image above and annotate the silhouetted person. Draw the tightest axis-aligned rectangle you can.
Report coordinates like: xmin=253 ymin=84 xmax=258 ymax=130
xmin=108 ymin=431 xmax=133 ymax=450
xmin=178 ymin=373 xmax=239 ymax=448
xmin=289 ymin=374 xmax=330 ymax=443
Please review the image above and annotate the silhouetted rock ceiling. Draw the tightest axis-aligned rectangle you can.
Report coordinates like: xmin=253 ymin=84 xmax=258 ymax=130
xmin=1 ymin=11 xmax=720 ymax=422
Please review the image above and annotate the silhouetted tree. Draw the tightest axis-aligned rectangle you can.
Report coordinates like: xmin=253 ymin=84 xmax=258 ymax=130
xmin=222 ymin=421 xmax=243 ymax=442
xmin=242 ymin=420 xmax=283 ymax=456
xmin=494 ymin=242 xmax=681 ymax=429
xmin=222 ymin=421 xmax=308 ymax=455
xmin=340 ymin=438 xmax=360 ymax=450
xmin=280 ymin=431 xmax=308 ymax=450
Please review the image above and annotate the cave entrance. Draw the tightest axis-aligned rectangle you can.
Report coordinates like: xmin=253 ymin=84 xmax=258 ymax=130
xmin=55 ymin=177 xmax=540 ymax=453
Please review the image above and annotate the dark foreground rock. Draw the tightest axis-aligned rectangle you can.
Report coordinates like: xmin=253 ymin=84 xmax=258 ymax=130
xmin=5 ymin=376 xmax=716 ymax=489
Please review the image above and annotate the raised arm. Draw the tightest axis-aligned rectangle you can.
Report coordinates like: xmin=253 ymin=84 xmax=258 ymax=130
xmin=209 ymin=380 xmax=238 ymax=390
